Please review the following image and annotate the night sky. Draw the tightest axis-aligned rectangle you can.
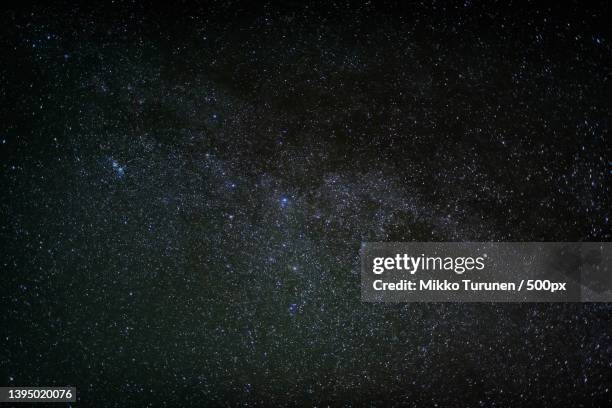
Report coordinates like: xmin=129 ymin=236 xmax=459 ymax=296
xmin=1 ymin=1 xmax=611 ymax=406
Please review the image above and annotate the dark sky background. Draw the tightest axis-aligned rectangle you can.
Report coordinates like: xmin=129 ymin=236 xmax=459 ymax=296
xmin=1 ymin=1 xmax=611 ymax=406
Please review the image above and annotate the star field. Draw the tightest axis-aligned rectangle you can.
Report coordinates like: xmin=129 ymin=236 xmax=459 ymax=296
xmin=1 ymin=1 xmax=611 ymax=406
